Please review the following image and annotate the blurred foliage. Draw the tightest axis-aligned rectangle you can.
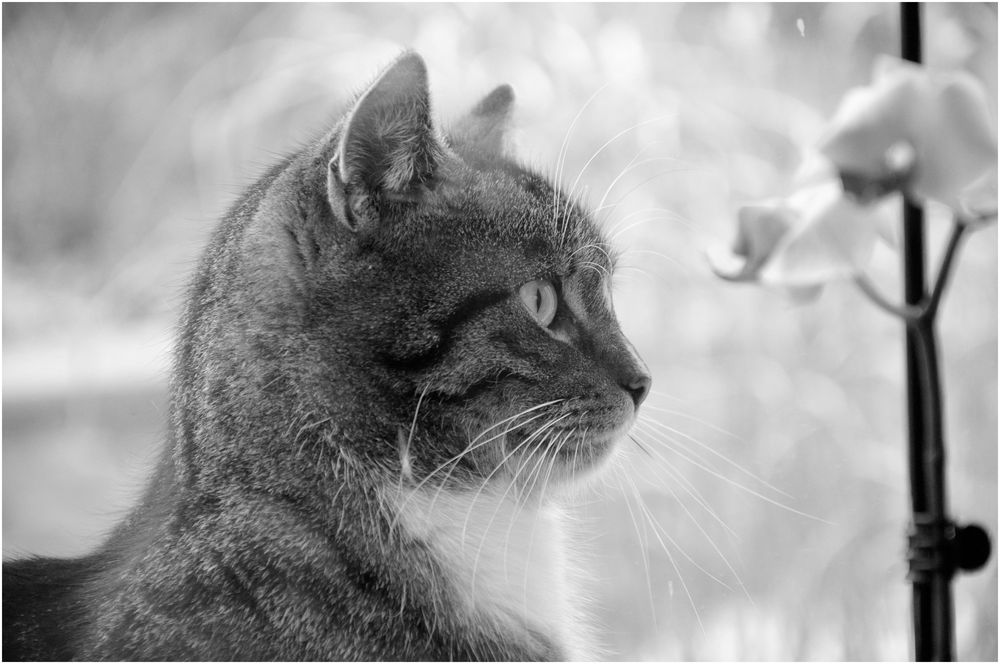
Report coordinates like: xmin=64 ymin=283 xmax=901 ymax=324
xmin=3 ymin=3 xmax=996 ymax=660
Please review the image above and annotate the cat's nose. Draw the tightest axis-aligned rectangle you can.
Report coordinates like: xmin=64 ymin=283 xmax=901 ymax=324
xmin=622 ymin=371 xmax=651 ymax=408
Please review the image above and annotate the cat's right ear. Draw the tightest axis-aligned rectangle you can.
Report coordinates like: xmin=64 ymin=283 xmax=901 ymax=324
xmin=451 ymin=84 xmax=515 ymax=157
xmin=327 ymin=52 xmax=445 ymax=233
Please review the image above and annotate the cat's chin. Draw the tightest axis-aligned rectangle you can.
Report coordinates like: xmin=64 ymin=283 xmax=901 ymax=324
xmin=520 ymin=421 xmax=633 ymax=489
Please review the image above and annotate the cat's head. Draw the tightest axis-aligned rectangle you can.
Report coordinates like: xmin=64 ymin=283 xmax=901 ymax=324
xmin=188 ymin=52 xmax=650 ymax=496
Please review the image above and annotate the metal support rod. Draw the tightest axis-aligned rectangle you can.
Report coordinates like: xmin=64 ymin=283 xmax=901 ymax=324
xmin=900 ymin=3 xmax=953 ymax=660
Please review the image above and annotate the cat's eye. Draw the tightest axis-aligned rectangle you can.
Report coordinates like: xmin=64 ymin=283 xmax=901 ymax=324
xmin=518 ymin=279 xmax=558 ymax=328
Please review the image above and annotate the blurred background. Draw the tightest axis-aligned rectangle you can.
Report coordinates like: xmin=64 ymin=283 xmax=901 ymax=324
xmin=3 ymin=3 xmax=996 ymax=660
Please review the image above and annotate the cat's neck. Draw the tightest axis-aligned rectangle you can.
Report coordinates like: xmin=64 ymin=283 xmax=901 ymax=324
xmin=389 ymin=482 xmax=596 ymax=660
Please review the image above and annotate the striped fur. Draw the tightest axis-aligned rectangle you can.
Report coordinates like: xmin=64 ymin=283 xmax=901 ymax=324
xmin=3 ymin=51 xmax=649 ymax=661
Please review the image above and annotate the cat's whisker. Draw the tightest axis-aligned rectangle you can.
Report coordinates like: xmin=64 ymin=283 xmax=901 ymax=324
xmin=577 ymin=260 xmax=612 ymax=280
xmin=634 ymin=421 xmax=830 ymax=524
xmin=614 ymin=253 xmax=689 ymax=280
xmin=517 ymin=429 xmax=574 ymax=625
xmin=620 ymin=473 xmax=707 ymax=636
xmin=295 ymin=415 xmax=332 ymax=459
xmin=633 ymin=420 xmax=718 ymax=471
xmin=626 ymin=469 xmax=735 ymax=591
xmin=612 ymin=262 xmax=660 ymax=285
xmin=390 ymin=406 xmax=560 ymax=531
xmin=608 ymin=203 xmax=692 ymax=227
xmin=467 ymin=423 xmax=566 ymax=600
xmin=633 ymin=430 xmax=740 ymax=540
xmin=460 ymin=414 xmax=571 ymax=545
xmin=405 ymin=384 xmax=432 ymax=454
xmin=430 ymin=400 xmax=564 ymax=477
xmin=597 ymin=166 xmax=698 ymax=222
xmin=395 ymin=385 xmax=432 ymax=489
xmin=552 ymin=84 xmax=609 ymax=244
xmin=612 ymin=464 xmax=659 ymax=630
xmin=592 ymin=139 xmax=680 ymax=224
xmin=572 ymin=426 xmax=586 ymax=484
xmin=504 ymin=431 xmax=573 ymax=622
xmin=642 ymin=403 xmax=743 ymax=441
xmin=638 ymin=414 xmax=790 ymax=497
xmin=628 ymin=432 xmax=739 ymax=540
xmin=648 ymin=388 xmax=689 ymax=404
xmin=607 ymin=211 xmax=694 ymax=243
xmin=565 ymin=115 xmax=676 ymax=218
xmin=629 ymin=433 xmax=655 ymax=459
xmin=621 ymin=248 xmax=686 ymax=269
xmin=659 ymin=466 xmax=753 ymax=605
xmin=568 ymin=242 xmax=616 ymax=267
xmin=423 ymin=410 xmax=563 ymax=520
xmin=595 ymin=156 xmax=688 ymax=219
xmin=501 ymin=429 xmax=566 ymax=595
xmin=620 ymin=440 xmax=740 ymax=601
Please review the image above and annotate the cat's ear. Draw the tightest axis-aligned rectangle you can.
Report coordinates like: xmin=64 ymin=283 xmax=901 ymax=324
xmin=328 ymin=52 xmax=444 ymax=232
xmin=451 ymin=84 xmax=515 ymax=157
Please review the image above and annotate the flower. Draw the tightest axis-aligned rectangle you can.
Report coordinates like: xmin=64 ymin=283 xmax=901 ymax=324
xmin=706 ymin=202 xmax=795 ymax=283
xmin=708 ymin=181 xmax=890 ymax=298
xmin=818 ymin=55 xmax=997 ymax=215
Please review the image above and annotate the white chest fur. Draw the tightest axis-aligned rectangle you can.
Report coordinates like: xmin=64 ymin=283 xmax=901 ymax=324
xmin=390 ymin=484 xmax=593 ymax=659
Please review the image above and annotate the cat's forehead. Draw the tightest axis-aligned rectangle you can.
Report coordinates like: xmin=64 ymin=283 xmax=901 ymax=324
xmin=435 ymin=157 xmax=615 ymax=274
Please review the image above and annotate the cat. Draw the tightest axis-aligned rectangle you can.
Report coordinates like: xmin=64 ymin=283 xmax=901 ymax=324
xmin=2 ymin=51 xmax=651 ymax=661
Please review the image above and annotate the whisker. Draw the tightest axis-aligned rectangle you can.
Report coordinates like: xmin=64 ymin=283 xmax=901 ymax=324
xmin=405 ymin=384 xmax=431 ymax=452
xmin=607 ymin=211 xmax=695 ymax=242
xmin=611 ymin=463 xmax=659 ymax=629
xmin=427 ymin=411 xmax=564 ymax=519
xmin=638 ymin=415 xmax=789 ymax=497
xmin=515 ymin=429 xmax=571 ymax=619
xmin=643 ymin=403 xmax=743 ymax=441
xmin=629 ymin=432 xmax=752 ymax=603
xmin=596 ymin=155 xmax=688 ymax=219
xmin=467 ymin=420 xmax=569 ymax=599
xmin=597 ymin=166 xmax=696 ymax=221
xmin=648 ymin=388 xmax=689 ymax=404
xmin=633 ymin=420 xmax=719 ymax=471
xmin=462 ymin=414 xmax=572 ymax=545
xmin=552 ymin=85 xmax=610 ymax=244
xmin=629 ymin=434 xmax=655 ymax=459
xmin=629 ymin=431 xmax=739 ymax=540
xmin=390 ymin=403 xmax=563 ymax=529
xmin=622 ymin=471 xmax=707 ymax=635
xmin=569 ymin=242 xmax=616 ymax=265
xmin=566 ymin=115 xmax=677 ymax=215
xmin=634 ymin=422 xmax=830 ymax=524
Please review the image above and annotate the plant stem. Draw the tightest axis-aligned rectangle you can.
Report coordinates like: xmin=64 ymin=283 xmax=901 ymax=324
xmin=854 ymin=274 xmax=922 ymax=321
xmin=925 ymin=222 xmax=967 ymax=321
xmin=854 ymin=217 xmax=967 ymax=327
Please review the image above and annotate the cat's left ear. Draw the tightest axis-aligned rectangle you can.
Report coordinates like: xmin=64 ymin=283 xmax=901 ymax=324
xmin=328 ymin=52 xmax=445 ymax=232
xmin=451 ymin=84 xmax=515 ymax=157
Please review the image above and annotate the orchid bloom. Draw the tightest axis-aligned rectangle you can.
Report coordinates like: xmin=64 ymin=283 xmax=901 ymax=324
xmin=818 ymin=55 xmax=997 ymax=219
xmin=711 ymin=57 xmax=995 ymax=301
xmin=708 ymin=182 xmax=890 ymax=298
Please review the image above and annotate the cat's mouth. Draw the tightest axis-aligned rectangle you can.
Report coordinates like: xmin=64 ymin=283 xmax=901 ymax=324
xmin=503 ymin=419 xmax=632 ymax=488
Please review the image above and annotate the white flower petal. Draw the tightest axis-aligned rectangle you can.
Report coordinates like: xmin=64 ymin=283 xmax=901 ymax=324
xmin=707 ymin=202 xmax=796 ymax=281
xmin=760 ymin=183 xmax=882 ymax=287
xmin=818 ymin=55 xmax=997 ymax=213
xmin=958 ymin=166 xmax=998 ymax=223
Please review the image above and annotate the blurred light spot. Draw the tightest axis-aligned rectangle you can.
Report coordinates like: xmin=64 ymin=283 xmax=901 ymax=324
xmin=797 ymin=18 xmax=806 ymax=37
xmin=542 ymin=21 xmax=594 ymax=79
xmin=719 ymin=3 xmax=773 ymax=51
xmin=597 ymin=21 xmax=647 ymax=84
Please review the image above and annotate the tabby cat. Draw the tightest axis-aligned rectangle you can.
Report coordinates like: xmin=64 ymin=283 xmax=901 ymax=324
xmin=3 ymin=51 xmax=651 ymax=661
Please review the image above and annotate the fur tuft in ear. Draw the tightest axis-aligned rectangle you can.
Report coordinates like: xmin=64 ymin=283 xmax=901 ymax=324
xmin=451 ymin=84 xmax=515 ymax=158
xmin=330 ymin=52 xmax=445 ymax=231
